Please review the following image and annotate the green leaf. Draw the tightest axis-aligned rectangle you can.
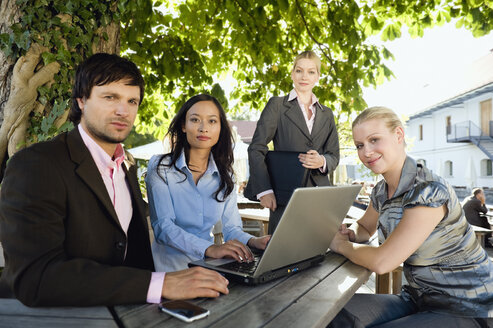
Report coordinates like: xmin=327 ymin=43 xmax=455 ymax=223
xmin=277 ymin=0 xmax=289 ymax=11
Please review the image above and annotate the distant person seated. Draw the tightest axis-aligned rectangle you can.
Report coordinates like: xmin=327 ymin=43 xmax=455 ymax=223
xmin=462 ymin=188 xmax=489 ymax=229
xmin=146 ymin=94 xmax=270 ymax=272
xmin=0 ymin=54 xmax=229 ymax=306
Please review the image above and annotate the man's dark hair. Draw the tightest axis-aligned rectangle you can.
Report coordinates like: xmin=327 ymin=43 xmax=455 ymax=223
xmin=69 ymin=53 xmax=145 ymax=124
xmin=473 ymin=188 xmax=483 ymax=197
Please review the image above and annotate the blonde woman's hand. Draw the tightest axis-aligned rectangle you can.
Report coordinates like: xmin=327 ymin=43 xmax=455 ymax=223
xmin=298 ymin=150 xmax=324 ymax=169
xmin=338 ymin=224 xmax=356 ymax=242
xmin=260 ymin=193 xmax=277 ymax=211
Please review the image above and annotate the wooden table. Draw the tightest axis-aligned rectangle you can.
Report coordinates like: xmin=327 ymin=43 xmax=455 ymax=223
xmin=114 ymin=251 xmax=370 ymax=328
xmin=472 ymin=225 xmax=493 ymax=248
xmin=239 ymin=208 xmax=270 ymax=236
xmin=237 ymin=196 xmax=264 ymax=210
xmin=0 ymin=252 xmax=371 ymax=328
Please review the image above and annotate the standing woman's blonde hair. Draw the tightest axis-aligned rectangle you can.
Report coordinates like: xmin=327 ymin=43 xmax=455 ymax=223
xmin=352 ymin=106 xmax=404 ymax=132
xmin=292 ymin=50 xmax=322 ymax=74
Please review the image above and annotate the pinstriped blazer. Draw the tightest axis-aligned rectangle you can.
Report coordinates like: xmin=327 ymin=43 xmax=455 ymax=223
xmin=245 ymin=95 xmax=340 ymax=199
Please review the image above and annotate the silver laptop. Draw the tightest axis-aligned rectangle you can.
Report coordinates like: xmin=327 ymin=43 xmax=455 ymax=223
xmin=189 ymin=185 xmax=362 ymax=285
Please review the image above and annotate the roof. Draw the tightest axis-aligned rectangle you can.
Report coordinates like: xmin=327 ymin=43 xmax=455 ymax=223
xmin=229 ymin=120 xmax=257 ymax=143
xmin=409 ymin=51 xmax=493 ymax=120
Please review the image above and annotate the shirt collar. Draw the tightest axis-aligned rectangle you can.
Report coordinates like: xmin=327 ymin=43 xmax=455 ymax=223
xmin=374 ymin=156 xmax=418 ymax=204
xmin=177 ymin=150 xmax=218 ymax=175
xmin=393 ymin=156 xmax=419 ymax=198
xmin=78 ymin=124 xmax=126 ymax=173
xmin=288 ymin=89 xmax=319 ymax=106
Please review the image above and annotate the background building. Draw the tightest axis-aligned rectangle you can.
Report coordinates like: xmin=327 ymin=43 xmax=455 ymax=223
xmin=406 ymin=51 xmax=493 ymax=201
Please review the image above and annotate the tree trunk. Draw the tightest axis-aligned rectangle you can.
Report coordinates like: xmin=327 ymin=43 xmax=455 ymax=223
xmin=0 ymin=0 xmax=21 ymax=127
xmin=0 ymin=3 xmax=120 ymax=179
xmin=93 ymin=22 xmax=120 ymax=54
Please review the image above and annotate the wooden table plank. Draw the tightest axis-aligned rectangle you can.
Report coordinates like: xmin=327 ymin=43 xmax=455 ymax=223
xmin=113 ymin=277 xmax=288 ymax=328
xmin=0 ymin=316 xmax=117 ymax=328
xmin=264 ymin=260 xmax=371 ymax=328
xmin=0 ymin=299 xmax=116 ymax=328
xmin=208 ymin=254 xmax=347 ymax=328
xmin=238 ymin=208 xmax=270 ymax=222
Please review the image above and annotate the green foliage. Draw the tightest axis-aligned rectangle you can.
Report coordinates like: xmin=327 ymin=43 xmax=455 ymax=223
xmin=0 ymin=0 xmax=127 ymax=144
xmin=120 ymin=0 xmax=493 ymax=143
xmin=29 ymin=99 xmax=73 ymax=143
xmin=2 ymin=0 xmax=493 ymax=148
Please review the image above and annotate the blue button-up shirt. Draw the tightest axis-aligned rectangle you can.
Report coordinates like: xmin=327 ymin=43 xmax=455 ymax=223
xmin=146 ymin=151 xmax=252 ymax=272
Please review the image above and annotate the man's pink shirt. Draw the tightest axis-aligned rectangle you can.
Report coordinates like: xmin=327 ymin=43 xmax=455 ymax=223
xmin=78 ymin=125 xmax=164 ymax=303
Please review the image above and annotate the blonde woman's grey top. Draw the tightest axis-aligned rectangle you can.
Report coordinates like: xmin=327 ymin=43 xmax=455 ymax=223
xmin=370 ymin=156 xmax=493 ymax=318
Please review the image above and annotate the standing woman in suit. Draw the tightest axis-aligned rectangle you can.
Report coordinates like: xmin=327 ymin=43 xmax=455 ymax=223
xmin=245 ymin=51 xmax=340 ymax=233
xmin=146 ymin=94 xmax=270 ymax=272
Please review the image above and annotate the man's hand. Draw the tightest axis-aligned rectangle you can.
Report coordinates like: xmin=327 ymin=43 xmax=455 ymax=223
xmin=479 ymin=192 xmax=486 ymax=205
xmin=260 ymin=193 xmax=277 ymax=211
xmin=205 ymin=239 xmax=254 ymax=262
xmin=248 ymin=235 xmax=271 ymax=250
xmin=162 ymin=267 xmax=229 ymax=299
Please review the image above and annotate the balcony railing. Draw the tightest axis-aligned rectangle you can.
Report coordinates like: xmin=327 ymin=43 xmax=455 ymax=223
xmin=446 ymin=120 xmax=484 ymax=142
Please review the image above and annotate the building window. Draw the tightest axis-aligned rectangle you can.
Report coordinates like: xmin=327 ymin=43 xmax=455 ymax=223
xmin=419 ymin=125 xmax=423 ymax=140
xmin=417 ymin=159 xmax=426 ymax=167
xmin=446 ymin=116 xmax=451 ymax=135
xmin=445 ymin=160 xmax=453 ymax=177
xmin=481 ymin=159 xmax=493 ymax=176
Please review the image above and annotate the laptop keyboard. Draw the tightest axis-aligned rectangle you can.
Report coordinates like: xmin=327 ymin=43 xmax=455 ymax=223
xmin=218 ymin=255 xmax=261 ymax=274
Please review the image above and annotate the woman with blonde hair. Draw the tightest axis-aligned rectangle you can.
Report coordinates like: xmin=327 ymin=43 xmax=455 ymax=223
xmin=328 ymin=106 xmax=493 ymax=327
xmin=245 ymin=51 xmax=340 ymax=233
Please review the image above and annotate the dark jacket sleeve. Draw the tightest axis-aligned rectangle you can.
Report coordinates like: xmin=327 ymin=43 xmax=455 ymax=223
xmin=319 ymin=105 xmax=339 ymax=175
xmin=0 ymin=147 xmax=152 ymax=307
xmin=245 ymin=97 xmax=280 ymax=198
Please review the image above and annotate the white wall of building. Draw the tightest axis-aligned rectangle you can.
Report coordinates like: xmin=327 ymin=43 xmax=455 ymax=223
xmin=406 ymin=92 xmax=493 ymax=189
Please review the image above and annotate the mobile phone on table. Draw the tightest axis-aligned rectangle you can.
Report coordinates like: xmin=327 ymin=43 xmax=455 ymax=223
xmin=159 ymin=300 xmax=210 ymax=323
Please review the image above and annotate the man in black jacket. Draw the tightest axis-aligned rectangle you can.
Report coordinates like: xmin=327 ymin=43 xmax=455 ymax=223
xmin=462 ymin=188 xmax=491 ymax=247
xmin=462 ymin=188 xmax=489 ymax=228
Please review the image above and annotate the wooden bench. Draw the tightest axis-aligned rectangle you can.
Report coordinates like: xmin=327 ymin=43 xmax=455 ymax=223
xmin=375 ymin=265 xmax=403 ymax=294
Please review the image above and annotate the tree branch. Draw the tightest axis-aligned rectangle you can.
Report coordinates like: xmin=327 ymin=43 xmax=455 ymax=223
xmin=294 ymin=0 xmax=338 ymax=76
xmin=0 ymin=44 xmax=60 ymax=165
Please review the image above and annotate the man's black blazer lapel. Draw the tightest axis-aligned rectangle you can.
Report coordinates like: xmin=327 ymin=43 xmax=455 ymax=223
xmin=66 ymin=128 xmax=121 ymax=230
